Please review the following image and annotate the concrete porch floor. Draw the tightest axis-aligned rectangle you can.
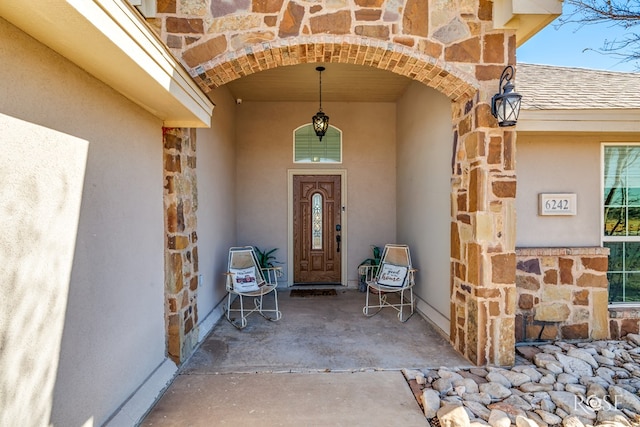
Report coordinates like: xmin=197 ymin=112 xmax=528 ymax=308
xmin=142 ymin=288 xmax=471 ymax=426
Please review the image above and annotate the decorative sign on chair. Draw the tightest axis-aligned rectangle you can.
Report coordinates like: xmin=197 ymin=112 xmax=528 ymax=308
xmin=377 ymin=263 xmax=408 ymax=287
xmin=230 ymin=267 xmax=261 ymax=292
xmin=362 ymin=244 xmax=416 ymax=322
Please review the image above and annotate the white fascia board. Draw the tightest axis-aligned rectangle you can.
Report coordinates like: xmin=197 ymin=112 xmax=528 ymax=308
xmin=512 ymin=0 xmax=563 ymax=15
xmin=0 ymin=0 xmax=213 ymax=128
xmin=518 ymin=109 xmax=640 ymax=133
xmin=494 ymin=0 xmax=562 ymax=46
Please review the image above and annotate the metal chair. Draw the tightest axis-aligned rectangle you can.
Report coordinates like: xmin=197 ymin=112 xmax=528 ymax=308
xmin=224 ymin=246 xmax=282 ymax=329
xmin=361 ymin=244 xmax=417 ymax=322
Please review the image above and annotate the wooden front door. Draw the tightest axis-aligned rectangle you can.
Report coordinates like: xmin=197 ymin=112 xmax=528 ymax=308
xmin=293 ymin=175 xmax=342 ymax=284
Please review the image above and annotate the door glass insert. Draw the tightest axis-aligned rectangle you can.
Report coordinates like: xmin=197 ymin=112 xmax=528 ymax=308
xmin=312 ymin=193 xmax=322 ymax=250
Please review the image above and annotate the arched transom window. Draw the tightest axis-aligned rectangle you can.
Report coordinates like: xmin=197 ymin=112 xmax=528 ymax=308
xmin=294 ymin=124 xmax=342 ymax=163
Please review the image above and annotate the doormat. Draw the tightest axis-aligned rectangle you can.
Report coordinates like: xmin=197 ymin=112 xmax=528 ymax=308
xmin=290 ymin=289 xmax=338 ymax=297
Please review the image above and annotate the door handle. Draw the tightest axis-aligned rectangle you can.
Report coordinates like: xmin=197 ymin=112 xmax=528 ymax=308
xmin=336 ymin=234 xmax=341 ymax=252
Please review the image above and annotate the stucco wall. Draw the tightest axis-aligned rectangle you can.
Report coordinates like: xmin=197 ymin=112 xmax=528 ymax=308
xmin=0 ymin=18 xmax=166 ymax=426
xmin=516 ymin=134 xmax=607 ymax=247
xmin=396 ymin=81 xmax=453 ymax=333
xmin=195 ymin=85 xmax=238 ymax=318
xmin=235 ymin=101 xmax=397 ymax=285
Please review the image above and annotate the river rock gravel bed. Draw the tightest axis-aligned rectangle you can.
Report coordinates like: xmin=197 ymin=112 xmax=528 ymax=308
xmin=403 ymin=334 xmax=640 ymax=426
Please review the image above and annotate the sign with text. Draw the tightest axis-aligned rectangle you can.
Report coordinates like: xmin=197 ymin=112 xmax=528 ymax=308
xmin=538 ymin=193 xmax=577 ymax=216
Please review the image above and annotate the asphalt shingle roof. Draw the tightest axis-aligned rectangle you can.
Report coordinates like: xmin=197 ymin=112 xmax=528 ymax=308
xmin=516 ymin=63 xmax=640 ymax=110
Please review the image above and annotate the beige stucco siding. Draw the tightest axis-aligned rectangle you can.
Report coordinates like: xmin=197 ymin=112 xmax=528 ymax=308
xmin=397 ymin=82 xmax=453 ymax=332
xmin=234 ymin=101 xmax=397 ymax=285
xmin=517 ymin=133 xmax=640 ymax=247
xmin=195 ymin=85 xmax=238 ymax=314
xmin=516 ymin=134 xmax=603 ymax=247
xmin=0 ymin=18 xmax=166 ymax=426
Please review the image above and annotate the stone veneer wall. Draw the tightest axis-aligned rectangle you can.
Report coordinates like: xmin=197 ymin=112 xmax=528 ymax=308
xmin=149 ymin=0 xmax=505 ymax=100
xmin=610 ymin=307 xmax=640 ymax=339
xmin=515 ymin=247 xmax=609 ymax=343
xmin=450 ymin=124 xmax=518 ymax=366
xmin=150 ymin=0 xmax=519 ymax=365
xmin=163 ymin=127 xmax=200 ymax=364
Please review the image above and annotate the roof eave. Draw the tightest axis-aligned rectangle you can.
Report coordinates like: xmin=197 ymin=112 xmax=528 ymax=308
xmin=494 ymin=0 xmax=563 ymax=46
xmin=0 ymin=0 xmax=214 ymax=128
xmin=518 ymin=109 xmax=640 ymax=133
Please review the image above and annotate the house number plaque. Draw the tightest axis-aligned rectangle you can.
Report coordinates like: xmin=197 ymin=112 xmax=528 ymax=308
xmin=538 ymin=193 xmax=577 ymax=216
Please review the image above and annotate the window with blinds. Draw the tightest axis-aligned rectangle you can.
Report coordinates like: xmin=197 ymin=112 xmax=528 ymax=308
xmin=294 ymin=124 xmax=342 ymax=163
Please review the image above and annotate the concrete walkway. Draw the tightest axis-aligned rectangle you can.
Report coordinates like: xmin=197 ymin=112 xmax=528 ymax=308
xmin=142 ymin=371 xmax=428 ymax=426
xmin=142 ymin=288 xmax=470 ymax=426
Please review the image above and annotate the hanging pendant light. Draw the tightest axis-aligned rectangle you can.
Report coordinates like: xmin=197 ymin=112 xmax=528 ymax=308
xmin=312 ymin=66 xmax=329 ymax=141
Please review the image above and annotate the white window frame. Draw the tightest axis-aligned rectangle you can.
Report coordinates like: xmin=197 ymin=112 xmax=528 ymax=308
xmin=602 ymin=142 xmax=640 ymax=305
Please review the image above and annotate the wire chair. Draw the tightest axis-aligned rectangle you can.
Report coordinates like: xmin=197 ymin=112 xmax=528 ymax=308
xmin=224 ymin=246 xmax=282 ymax=329
xmin=361 ymin=244 xmax=417 ymax=322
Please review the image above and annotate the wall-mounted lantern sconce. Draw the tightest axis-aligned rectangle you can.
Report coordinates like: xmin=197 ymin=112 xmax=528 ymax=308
xmin=491 ymin=65 xmax=522 ymax=127
xmin=312 ymin=66 xmax=329 ymax=141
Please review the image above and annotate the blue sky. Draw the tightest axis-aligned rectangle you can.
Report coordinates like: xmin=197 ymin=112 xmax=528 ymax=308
xmin=517 ymin=5 xmax=639 ymax=72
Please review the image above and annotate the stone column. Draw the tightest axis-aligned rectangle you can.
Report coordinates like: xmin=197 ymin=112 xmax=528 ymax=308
xmin=450 ymin=95 xmax=518 ymax=366
xmin=163 ymin=127 xmax=199 ymax=364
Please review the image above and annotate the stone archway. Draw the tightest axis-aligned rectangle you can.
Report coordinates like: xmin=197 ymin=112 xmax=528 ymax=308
xmin=156 ymin=0 xmax=518 ymax=366
xmin=185 ymin=36 xmax=477 ymax=103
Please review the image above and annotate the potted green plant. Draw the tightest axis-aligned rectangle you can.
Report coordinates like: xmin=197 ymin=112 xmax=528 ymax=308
xmin=254 ymin=246 xmax=283 ymax=284
xmin=358 ymin=245 xmax=381 ymax=292
xmin=254 ymin=246 xmax=281 ymax=269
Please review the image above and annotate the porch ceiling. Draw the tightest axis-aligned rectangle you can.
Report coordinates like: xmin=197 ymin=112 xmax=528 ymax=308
xmin=224 ymin=63 xmax=413 ymax=103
